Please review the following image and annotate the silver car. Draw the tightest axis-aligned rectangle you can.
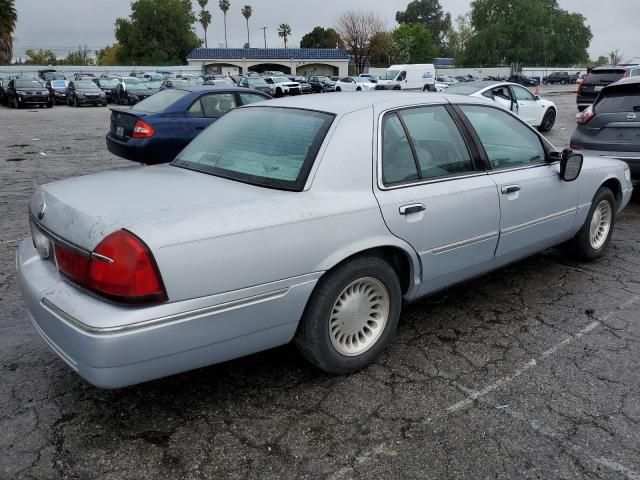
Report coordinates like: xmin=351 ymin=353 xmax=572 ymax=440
xmin=18 ymin=92 xmax=633 ymax=388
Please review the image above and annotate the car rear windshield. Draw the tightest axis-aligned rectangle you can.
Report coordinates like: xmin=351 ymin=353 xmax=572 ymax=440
xmin=131 ymin=89 xmax=190 ymax=113
xmin=596 ymin=87 xmax=640 ymax=113
xmin=98 ymin=79 xmax=119 ymax=87
xmin=172 ymin=107 xmax=335 ymax=191
xmin=15 ymin=80 xmax=42 ymax=88
xmin=585 ymin=70 xmax=626 ymax=84
xmin=51 ymin=80 xmax=67 ymax=88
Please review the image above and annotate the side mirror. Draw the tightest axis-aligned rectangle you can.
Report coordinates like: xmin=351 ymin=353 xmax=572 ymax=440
xmin=560 ymin=149 xmax=583 ymax=182
xmin=534 ymin=95 xmax=541 ymax=100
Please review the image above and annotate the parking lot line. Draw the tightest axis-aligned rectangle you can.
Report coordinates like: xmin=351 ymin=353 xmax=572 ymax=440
xmin=447 ymin=293 xmax=640 ymax=413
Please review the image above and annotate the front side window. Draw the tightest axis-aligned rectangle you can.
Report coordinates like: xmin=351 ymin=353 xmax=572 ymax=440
xmin=460 ymin=105 xmax=545 ymax=169
xmin=173 ymin=107 xmax=334 ymax=191
xmin=397 ymin=71 xmax=407 ymax=81
xmin=512 ymin=85 xmax=535 ymax=101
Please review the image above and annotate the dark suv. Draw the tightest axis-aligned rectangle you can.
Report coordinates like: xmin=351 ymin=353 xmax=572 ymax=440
xmin=576 ymin=67 xmax=627 ymax=111
xmin=544 ymin=72 xmax=571 ymax=84
xmin=571 ymin=77 xmax=640 ymax=180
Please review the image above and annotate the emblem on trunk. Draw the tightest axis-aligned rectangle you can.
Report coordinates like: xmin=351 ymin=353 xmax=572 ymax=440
xmin=37 ymin=202 xmax=46 ymax=220
xmin=627 ymin=113 xmax=637 ymax=121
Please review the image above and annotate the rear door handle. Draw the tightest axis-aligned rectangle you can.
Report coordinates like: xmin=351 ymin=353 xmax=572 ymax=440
xmin=399 ymin=204 xmax=425 ymax=215
xmin=501 ymin=185 xmax=521 ymax=194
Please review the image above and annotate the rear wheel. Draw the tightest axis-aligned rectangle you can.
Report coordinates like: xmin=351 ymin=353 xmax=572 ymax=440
xmin=275 ymin=88 xmax=283 ymax=98
xmin=335 ymin=86 xmax=341 ymax=92
xmin=538 ymin=108 xmax=556 ymax=132
xmin=294 ymin=255 xmax=402 ymax=374
xmin=567 ymin=187 xmax=616 ymax=261
xmin=356 ymin=87 xmax=361 ymax=91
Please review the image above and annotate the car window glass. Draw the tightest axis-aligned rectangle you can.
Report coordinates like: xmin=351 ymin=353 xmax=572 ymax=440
xmin=596 ymin=90 xmax=640 ymax=113
xmin=340 ymin=77 xmax=350 ymax=82
xmin=460 ymin=105 xmax=545 ymax=169
xmin=200 ymin=93 xmax=237 ymax=117
xmin=492 ymin=86 xmax=511 ymax=101
xmin=239 ymin=93 xmax=267 ymax=105
xmin=397 ymin=71 xmax=407 ymax=81
xmin=398 ymin=106 xmax=474 ymax=179
xmin=188 ymin=99 xmax=204 ymax=117
xmin=381 ymin=114 xmax=419 ymax=185
xmin=513 ymin=85 xmax=535 ymax=101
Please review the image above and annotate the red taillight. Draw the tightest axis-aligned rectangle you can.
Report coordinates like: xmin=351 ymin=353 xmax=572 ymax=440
xmin=576 ymin=105 xmax=595 ymax=124
xmin=132 ymin=119 xmax=155 ymax=138
xmin=54 ymin=230 xmax=166 ymax=305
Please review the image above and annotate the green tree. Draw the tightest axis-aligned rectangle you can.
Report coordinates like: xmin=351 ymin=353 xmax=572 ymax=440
xmin=96 ymin=44 xmax=122 ymax=65
xmin=395 ymin=0 xmax=451 ymax=49
xmin=241 ymin=5 xmax=252 ymax=47
xmin=25 ymin=48 xmax=57 ymax=65
xmin=444 ymin=14 xmax=473 ymax=64
xmin=300 ymin=26 xmax=343 ymax=49
xmin=608 ymin=49 xmax=623 ymax=66
xmin=0 ymin=0 xmax=17 ymax=64
xmin=278 ymin=23 xmax=292 ymax=49
xmin=115 ymin=0 xmax=202 ymax=65
xmin=219 ymin=0 xmax=230 ymax=48
xmin=197 ymin=0 xmax=212 ymax=48
xmin=391 ymin=23 xmax=438 ymax=64
xmin=368 ymin=31 xmax=393 ymax=67
xmin=58 ymin=45 xmax=94 ymax=66
xmin=465 ymin=0 xmax=591 ymax=66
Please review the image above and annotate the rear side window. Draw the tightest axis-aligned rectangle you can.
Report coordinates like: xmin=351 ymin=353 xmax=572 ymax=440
xmin=596 ymin=88 xmax=640 ymax=113
xmin=239 ymin=92 xmax=268 ymax=105
xmin=382 ymin=114 xmax=419 ymax=185
xmin=200 ymin=93 xmax=237 ymax=117
xmin=131 ymin=89 xmax=189 ymax=113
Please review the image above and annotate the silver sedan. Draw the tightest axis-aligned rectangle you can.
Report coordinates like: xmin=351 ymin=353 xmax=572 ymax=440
xmin=18 ymin=92 xmax=633 ymax=388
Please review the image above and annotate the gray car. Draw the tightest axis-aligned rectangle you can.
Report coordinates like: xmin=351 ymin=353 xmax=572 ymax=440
xmin=571 ymin=77 xmax=640 ymax=180
xmin=17 ymin=93 xmax=633 ymax=388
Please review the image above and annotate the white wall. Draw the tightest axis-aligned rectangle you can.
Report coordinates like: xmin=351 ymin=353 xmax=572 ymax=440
xmin=0 ymin=65 xmax=201 ymax=77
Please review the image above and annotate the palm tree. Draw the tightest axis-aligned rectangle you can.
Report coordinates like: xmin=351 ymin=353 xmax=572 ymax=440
xmin=0 ymin=0 xmax=18 ymax=65
xmin=278 ymin=23 xmax=291 ymax=49
xmin=241 ymin=5 xmax=252 ymax=48
xmin=197 ymin=0 xmax=212 ymax=48
xmin=219 ymin=0 xmax=230 ymax=48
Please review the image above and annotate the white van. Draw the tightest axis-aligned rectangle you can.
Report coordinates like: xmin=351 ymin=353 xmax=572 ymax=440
xmin=376 ymin=64 xmax=436 ymax=91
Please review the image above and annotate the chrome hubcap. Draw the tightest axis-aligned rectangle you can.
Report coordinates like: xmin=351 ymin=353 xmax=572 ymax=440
xmin=329 ymin=277 xmax=389 ymax=356
xmin=589 ymin=200 xmax=612 ymax=250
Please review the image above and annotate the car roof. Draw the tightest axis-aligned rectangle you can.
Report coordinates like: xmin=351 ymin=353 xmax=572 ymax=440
xmin=591 ymin=66 xmax=627 ymax=72
xmin=251 ymin=91 xmax=491 ymax=115
xmin=607 ymin=76 xmax=640 ymax=88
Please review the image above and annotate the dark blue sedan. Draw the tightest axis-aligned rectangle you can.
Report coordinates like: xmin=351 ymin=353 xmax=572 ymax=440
xmin=106 ymin=86 xmax=271 ymax=165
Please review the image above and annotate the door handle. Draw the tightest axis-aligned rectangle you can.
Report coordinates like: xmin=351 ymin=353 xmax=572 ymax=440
xmin=501 ymin=185 xmax=521 ymax=194
xmin=399 ymin=204 xmax=425 ymax=215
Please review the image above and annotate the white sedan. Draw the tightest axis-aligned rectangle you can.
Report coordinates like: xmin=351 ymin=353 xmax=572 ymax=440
xmin=446 ymin=81 xmax=557 ymax=132
xmin=335 ymin=76 xmax=376 ymax=92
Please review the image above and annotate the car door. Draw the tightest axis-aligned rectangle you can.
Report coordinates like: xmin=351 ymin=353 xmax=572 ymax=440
xmin=374 ymin=104 xmax=501 ymax=296
xmin=510 ymin=84 xmax=542 ymax=125
xmin=188 ymin=92 xmax=238 ymax=135
xmin=457 ymin=104 xmax=579 ymax=263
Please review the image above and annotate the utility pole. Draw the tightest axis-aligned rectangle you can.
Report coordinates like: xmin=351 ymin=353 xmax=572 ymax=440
xmin=261 ymin=27 xmax=268 ymax=49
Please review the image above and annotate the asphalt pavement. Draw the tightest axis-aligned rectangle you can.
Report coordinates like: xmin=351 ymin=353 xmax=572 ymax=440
xmin=1 ymin=92 xmax=639 ymax=480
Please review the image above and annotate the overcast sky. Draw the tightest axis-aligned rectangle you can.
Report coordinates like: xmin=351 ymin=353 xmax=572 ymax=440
xmin=12 ymin=0 xmax=639 ymax=62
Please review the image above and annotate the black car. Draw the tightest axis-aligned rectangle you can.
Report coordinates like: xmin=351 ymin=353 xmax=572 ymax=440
xmin=5 ymin=77 xmax=53 ymax=108
xmin=576 ymin=66 xmax=628 ymax=112
xmin=507 ymin=74 xmax=539 ymax=87
xmin=46 ymin=79 xmax=69 ymax=105
xmin=67 ymin=80 xmax=107 ymax=107
xmin=543 ymin=71 xmax=575 ymax=85
xmin=93 ymin=78 xmax=120 ymax=103
xmin=237 ymin=76 xmax=273 ymax=94
xmin=571 ymin=77 xmax=640 ymax=180
xmin=306 ymin=75 xmax=336 ymax=93
xmin=293 ymin=76 xmax=313 ymax=94
xmin=113 ymin=80 xmax=162 ymax=105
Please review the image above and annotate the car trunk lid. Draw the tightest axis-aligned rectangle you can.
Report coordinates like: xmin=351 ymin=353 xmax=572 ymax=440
xmin=110 ymin=108 xmax=146 ymax=139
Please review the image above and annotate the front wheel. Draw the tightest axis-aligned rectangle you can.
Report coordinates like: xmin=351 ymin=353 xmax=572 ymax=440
xmin=567 ymin=187 xmax=616 ymax=261
xmin=335 ymin=87 xmax=341 ymax=92
xmin=294 ymin=255 xmax=402 ymax=374
xmin=538 ymin=108 xmax=556 ymax=132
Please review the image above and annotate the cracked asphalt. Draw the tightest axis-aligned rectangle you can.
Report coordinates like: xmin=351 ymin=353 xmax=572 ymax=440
xmin=1 ymin=92 xmax=639 ymax=480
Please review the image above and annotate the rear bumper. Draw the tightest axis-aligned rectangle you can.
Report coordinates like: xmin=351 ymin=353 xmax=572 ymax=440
xmin=106 ymin=132 xmax=182 ymax=164
xmin=17 ymin=239 xmax=318 ymax=388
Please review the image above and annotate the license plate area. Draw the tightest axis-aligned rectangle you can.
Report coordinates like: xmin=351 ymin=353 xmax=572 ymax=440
xmin=116 ymin=126 xmax=124 ymax=138
xmin=594 ymin=86 xmax=604 ymax=92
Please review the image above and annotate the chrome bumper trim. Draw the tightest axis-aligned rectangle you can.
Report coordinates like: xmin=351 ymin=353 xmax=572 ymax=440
xmin=41 ymin=287 xmax=289 ymax=335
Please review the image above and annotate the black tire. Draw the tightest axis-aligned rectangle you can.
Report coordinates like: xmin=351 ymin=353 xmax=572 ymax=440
xmin=538 ymin=108 xmax=556 ymax=132
xmin=567 ymin=187 xmax=616 ymax=261
xmin=335 ymin=87 xmax=341 ymax=92
xmin=46 ymin=101 xmax=53 ymax=108
xmin=294 ymin=255 xmax=402 ymax=374
xmin=356 ymin=87 xmax=361 ymax=91
xmin=275 ymin=88 xmax=283 ymax=98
